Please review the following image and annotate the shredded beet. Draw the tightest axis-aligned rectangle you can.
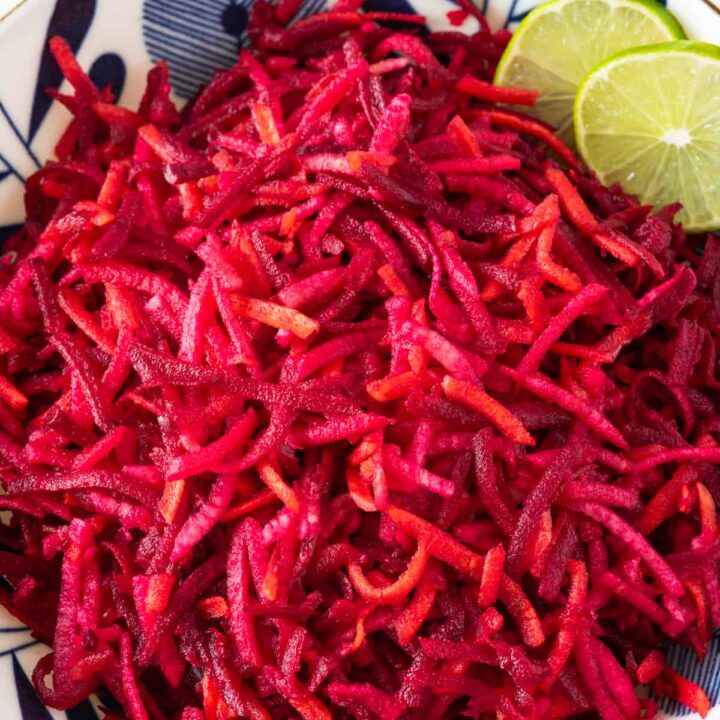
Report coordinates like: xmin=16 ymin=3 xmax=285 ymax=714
xmin=0 ymin=5 xmax=718 ymax=719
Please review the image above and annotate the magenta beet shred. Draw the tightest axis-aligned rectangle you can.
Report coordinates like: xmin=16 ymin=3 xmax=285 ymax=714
xmin=0 ymin=3 xmax=718 ymax=719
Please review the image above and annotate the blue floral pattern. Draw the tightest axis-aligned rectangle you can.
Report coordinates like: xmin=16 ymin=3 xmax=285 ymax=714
xmin=142 ymin=0 xmax=252 ymax=98
xmin=659 ymin=630 xmax=720 ymax=716
xmin=0 ymin=623 xmax=99 ymax=718
xmin=0 ymin=0 xmax=125 ymax=244
xmin=29 ymin=0 xmax=97 ymax=142
xmin=0 ymin=0 xmax=600 ymax=257
xmin=12 ymin=653 xmax=53 ymax=720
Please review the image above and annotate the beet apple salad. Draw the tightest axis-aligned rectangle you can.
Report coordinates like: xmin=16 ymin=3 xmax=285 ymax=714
xmin=0 ymin=0 xmax=719 ymax=718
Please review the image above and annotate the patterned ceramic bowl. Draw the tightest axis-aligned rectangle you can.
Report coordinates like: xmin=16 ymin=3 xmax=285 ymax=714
xmin=0 ymin=1 xmax=718 ymax=718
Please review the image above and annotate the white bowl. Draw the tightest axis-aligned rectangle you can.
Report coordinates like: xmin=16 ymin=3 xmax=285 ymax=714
xmin=0 ymin=1 xmax=718 ymax=718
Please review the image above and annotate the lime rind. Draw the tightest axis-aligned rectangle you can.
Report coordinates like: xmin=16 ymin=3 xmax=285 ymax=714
xmin=494 ymin=0 xmax=687 ymax=144
xmin=574 ymin=40 xmax=720 ymax=233
xmin=495 ymin=0 xmax=686 ymax=84
xmin=575 ymin=39 xmax=720 ymax=75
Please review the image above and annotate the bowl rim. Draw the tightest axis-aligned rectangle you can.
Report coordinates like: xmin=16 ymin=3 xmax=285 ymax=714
xmin=1 ymin=0 xmax=719 ymax=26
xmin=700 ymin=0 xmax=720 ymax=14
xmin=0 ymin=0 xmax=32 ymax=25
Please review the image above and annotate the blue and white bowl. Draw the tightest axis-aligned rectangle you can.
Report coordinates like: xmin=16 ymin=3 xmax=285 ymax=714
xmin=0 ymin=0 xmax=719 ymax=717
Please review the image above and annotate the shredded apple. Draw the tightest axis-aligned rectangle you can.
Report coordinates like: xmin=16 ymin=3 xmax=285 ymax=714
xmin=0 ymin=3 xmax=718 ymax=719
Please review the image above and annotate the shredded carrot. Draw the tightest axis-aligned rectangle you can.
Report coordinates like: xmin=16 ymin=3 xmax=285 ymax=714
xmin=477 ymin=544 xmax=505 ymax=607
xmin=349 ymin=539 xmax=429 ymax=603
xmin=387 ymin=505 xmax=484 ymax=579
xmin=257 ymin=459 xmax=300 ymax=511
xmin=441 ymin=375 xmax=535 ymax=445
xmin=230 ymin=293 xmax=319 ymax=339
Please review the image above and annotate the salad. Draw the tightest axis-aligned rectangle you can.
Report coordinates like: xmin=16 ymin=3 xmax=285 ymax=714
xmin=0 ymin=1 xmax=717 ymax=719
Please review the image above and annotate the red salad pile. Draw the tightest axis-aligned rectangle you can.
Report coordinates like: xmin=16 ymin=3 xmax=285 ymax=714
xmin=0 ymin=2 xmax=718 ymax=718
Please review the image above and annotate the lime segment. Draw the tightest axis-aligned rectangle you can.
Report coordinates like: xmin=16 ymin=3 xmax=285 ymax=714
xmin=574 ymin=41 xmax=720 ymax=233
xmin=494 ymin=0 xmax=686 ymax=143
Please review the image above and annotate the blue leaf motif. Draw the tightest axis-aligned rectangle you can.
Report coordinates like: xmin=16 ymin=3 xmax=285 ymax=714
xmin=142 ymin=0 xmax=253 ymax=99
xmin=221 ymin=0 xmax=251 ymax=38
xmin=0 ymin=166 xmax=14 ymax=185
xmin=28 ymin=0 xmax=96 ymax=142
xmin=505 ymin=0 xmax=533 ymax=26
xmin=0 ymin=115 xmax=39 ymax=175
xmin=88 ymin=53 xmax=126 ymax=101
xmin=12 ymin=653 xmax=53 ymax=720
xmin=96 ymin=691 xmax=123 ymax=714
xmin=363 ymin=0 xmax=417 ymax=14
xmin=67 ymin=699 xmax=99 ymax=720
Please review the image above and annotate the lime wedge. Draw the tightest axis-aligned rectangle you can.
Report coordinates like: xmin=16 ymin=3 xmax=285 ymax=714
xmin=575 ymin=41 xmax=720 ymax=233
xmin=494 ymin=0 xmax=686 ymax=144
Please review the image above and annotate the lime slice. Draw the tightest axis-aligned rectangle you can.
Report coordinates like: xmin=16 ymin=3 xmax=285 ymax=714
xmin=575 ymin=41 xmax=720 ymax=233
xmin=494 ymin=0 xmax=685 ymax=144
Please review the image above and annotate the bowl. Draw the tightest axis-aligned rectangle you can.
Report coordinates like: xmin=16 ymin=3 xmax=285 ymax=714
xmin=0 ymin=1 xmax=718 ymax=718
